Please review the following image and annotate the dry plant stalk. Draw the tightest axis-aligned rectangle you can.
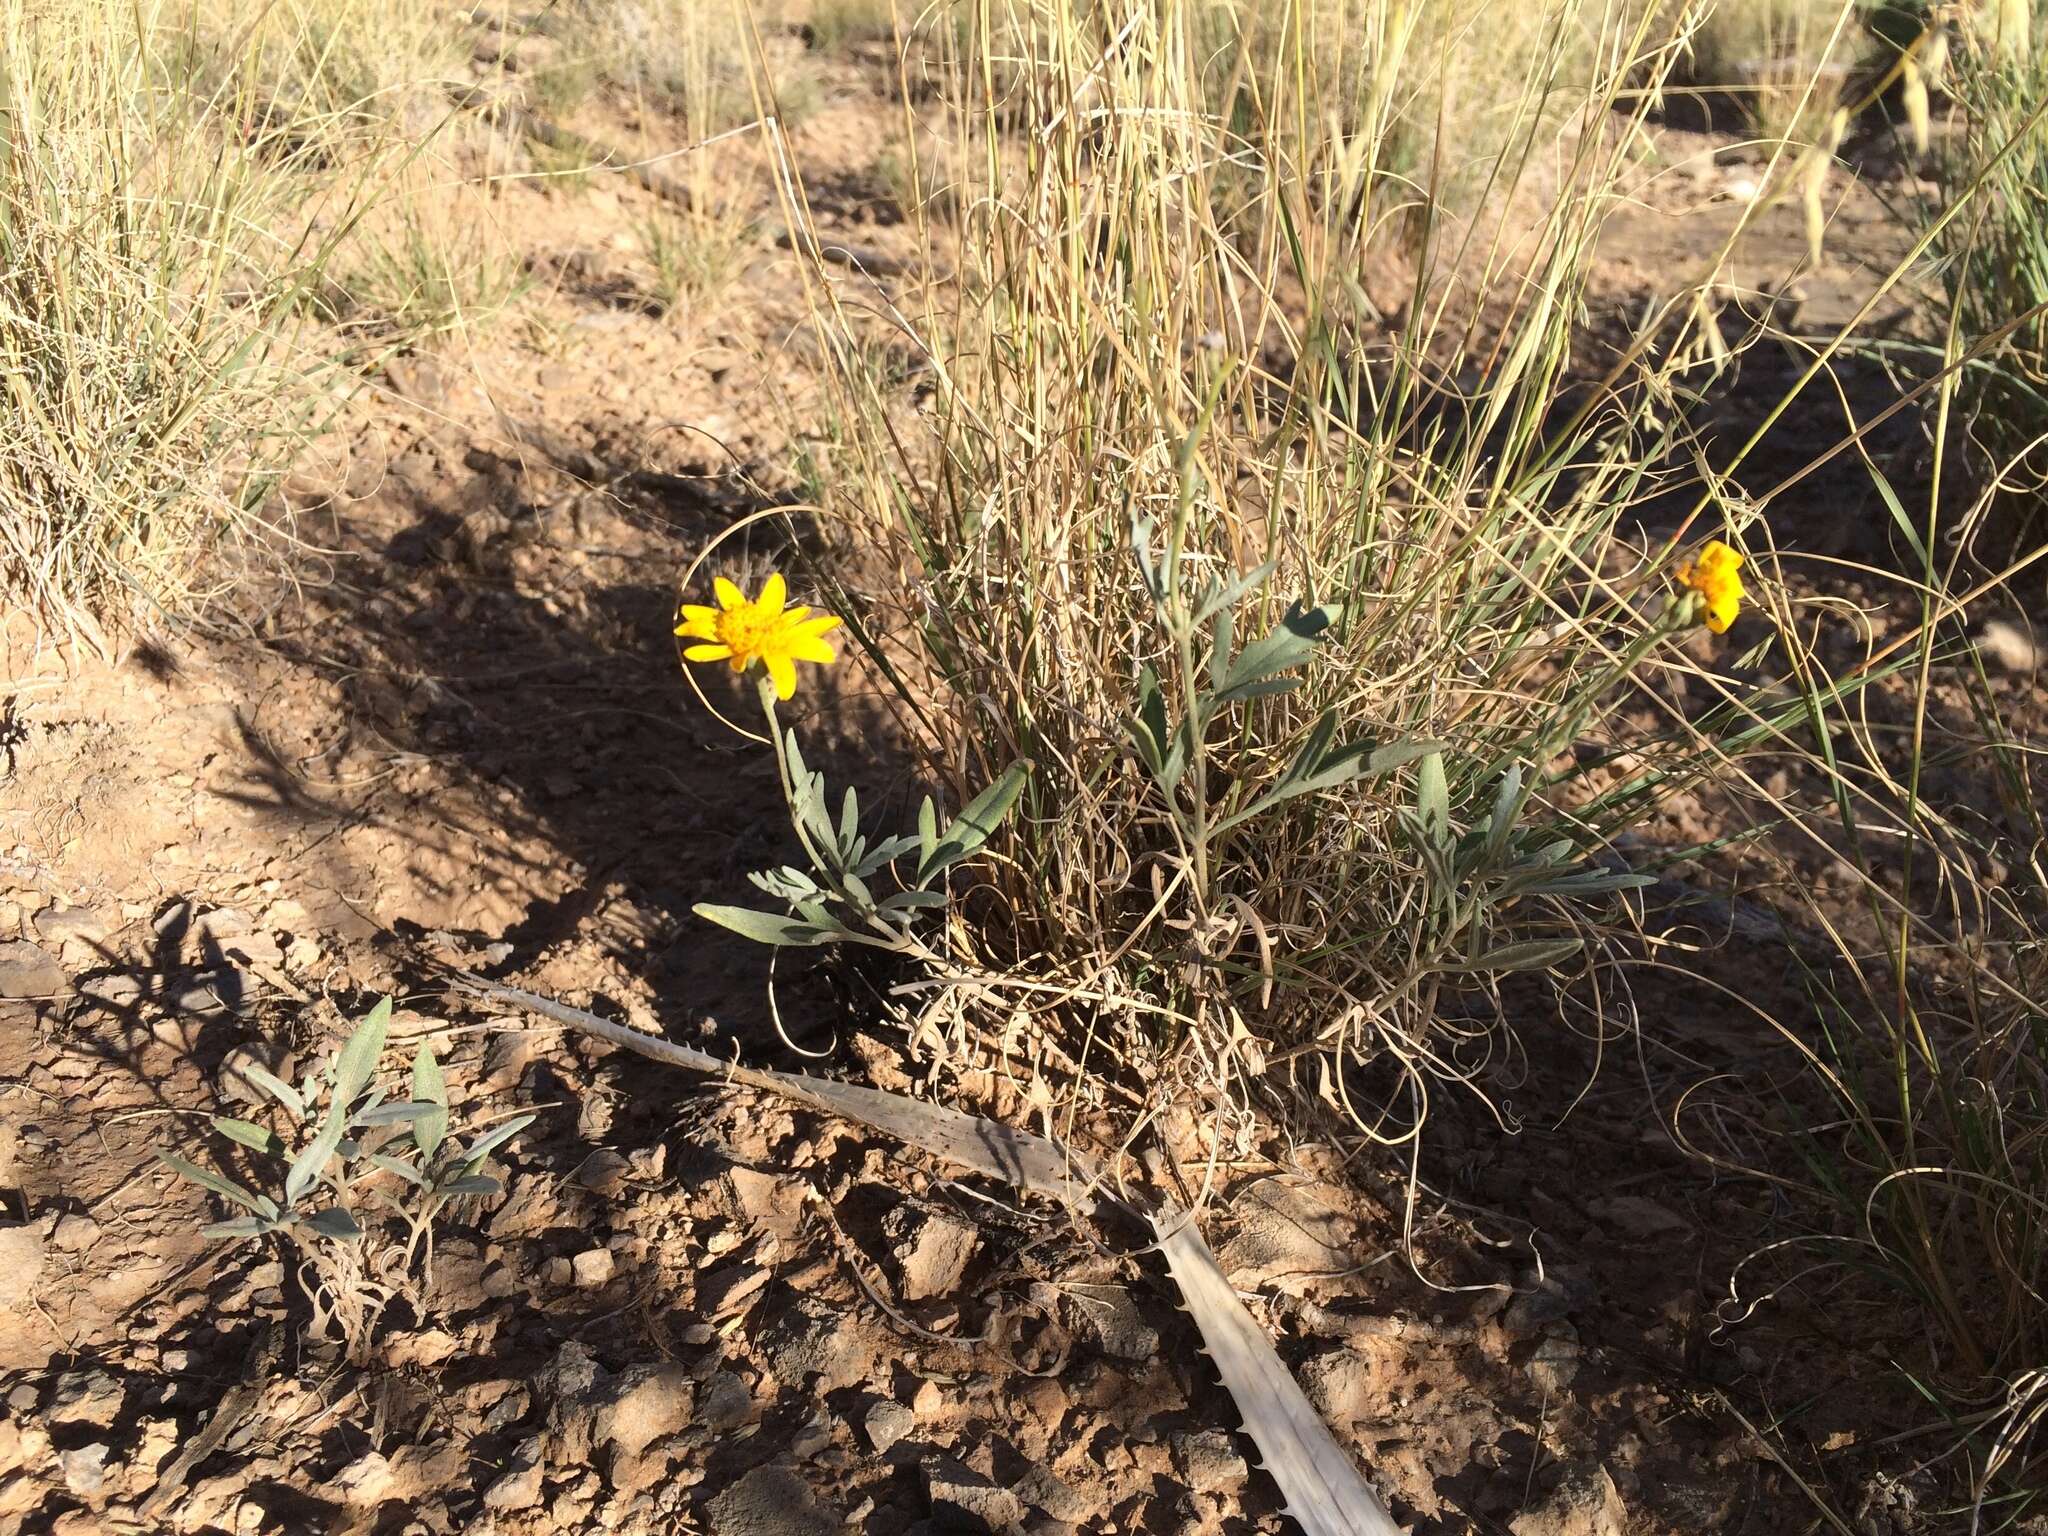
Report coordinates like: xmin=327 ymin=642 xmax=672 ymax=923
xmin=471 ymin=978 xmax=1406 ymax=1536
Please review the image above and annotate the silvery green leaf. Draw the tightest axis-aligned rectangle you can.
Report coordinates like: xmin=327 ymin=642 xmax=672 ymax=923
xmin=1366 ymin=738 xmax=1443 ymax=774
xmin=1213 ymin=711 xmax=1368 ymax=835
xmin=1223 ymin=677 xmax=1300 ymax=704
xmin=749 ymin=866 xmax=822 ymax=901
xmin=1451 ymin=937 xmax=1582 ymax=973
xmin=917 ymin=761 xmax=1032 ymax=885
xmin=202 ymin=1218 xmax=267 ymax=1241
xmin=880 ymin=889 xmax=948 ymax=911
xmin=285 ymin=1106 xmax=350 ymax=1208
xmin=438 ymin=1175 xmax=503 ymax=1198
xmin=1207 ymin=604 xmax=1235 ymax=698
xmin=302 ymin=1207 xmax=363 ymax=1240
xmin=352 ymin=1100 xmax=435 ymax=1127
xmin=786 ymin=734 xmax=837 ymax=853
xmin=211 ymin=1117 xmax=283 ymax=1157
xmin=839 ymin=786 xmax=860 ymax=848
xmin=854 ymin=834 xmax=921 ymax=878
xmin=841 ymin=872 xmax=876 ymax=913
xmin=694 ymin=903 xmax=837 ymax=947
xmin=370 ymin=1153 xmax=427 ymax=1186
xmin=916 ymin=795 xmax=938 ymax=870
xmin=1213 ymin=601 xmax=1340 ymax=707
xmin=1485 ymin=765 xmax=1525 ymax=861
xmin=332 ymin=997 xmax=391 ymax=1110
xmin=458 ymin=1113 xmax=536 ymax=1174
xmin=1398 ymin=808 xmax=1457 ymax=897
xmin=1415 ymin=750 xmax=1450 ymax=842
xmin=1521 ymin=870 xmax=1658 ymax=897
xmin=237 ymin=1062 xmax=304 ymax=1120
xmin=1129 ymin=667 xmax=1189 ymax=790
xmin=1191 ymin=559 xmax=1276 ymax=625
xmin=412 ymin=1042 xmax=448 ymax=1160
xmin=158 ymin=1150 xmax=263 ymax=1213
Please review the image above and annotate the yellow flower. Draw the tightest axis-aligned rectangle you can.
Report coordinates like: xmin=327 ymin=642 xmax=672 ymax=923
xmin=1675 ymin=538 xmax=1746 ymax=635
xmin=675 ymin=572 xmax=841 ymax=700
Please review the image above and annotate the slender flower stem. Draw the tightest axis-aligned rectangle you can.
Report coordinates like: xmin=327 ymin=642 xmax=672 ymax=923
xmin=759 ymin=678 xmax=834 ymax=879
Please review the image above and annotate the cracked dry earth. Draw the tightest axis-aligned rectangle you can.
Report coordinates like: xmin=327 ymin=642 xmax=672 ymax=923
xmin=0 ymin=945 xmax=1856 ymax=1536
xmin=0 ymin=32 xmax=1966 ymax=1536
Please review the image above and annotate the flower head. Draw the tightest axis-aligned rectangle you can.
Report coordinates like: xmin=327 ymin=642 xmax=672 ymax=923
xmin=1675 ymin=538 xmax=1745 ymax=634
xmin=675 ymin=572 xmax=841 ymax=701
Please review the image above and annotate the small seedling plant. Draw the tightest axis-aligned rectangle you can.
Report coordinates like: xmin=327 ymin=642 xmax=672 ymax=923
xmin=158 ymin=997 xmax=532 ymax=1359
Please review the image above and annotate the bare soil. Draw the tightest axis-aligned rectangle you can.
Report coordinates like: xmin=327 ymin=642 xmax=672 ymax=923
xmin=0 ymin=40 xmax=2010 ymax=1536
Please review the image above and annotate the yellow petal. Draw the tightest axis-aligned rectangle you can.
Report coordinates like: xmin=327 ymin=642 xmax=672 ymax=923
xmin=790 ymin=613 xmax=842 ymax=640
xmin=675 ymin=614 xmax=718 ymax=640
xmin=715 ymin=577 xmax=746 ymax=611
xmin=787 ymin=635 xmax=837 ymax=664
xmin=758 ymin=571 xmax=786 ymax=613
xmin=678 ymin=603 xmax=718 ymax=626
xmin=768 ymin=654 xmax=798 ymax=700
xmin=683 ymin=642 xmax=733 ymax=661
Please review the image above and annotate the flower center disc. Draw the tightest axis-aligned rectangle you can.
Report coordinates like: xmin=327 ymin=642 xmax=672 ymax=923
xmin=718 ymin=607 xmax=775 ymax=660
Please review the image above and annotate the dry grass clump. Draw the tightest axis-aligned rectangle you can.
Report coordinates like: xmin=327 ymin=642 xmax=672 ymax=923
xmin=1929 ymin=10 xmax=2048 ymax=569
xmin=1684 ymin=0 xmax=1868 ymax=146
xmin=770 ymin=0 xmax=1817 ymax=1149
xmin=0 ymin=0 xmax=392 ymax=645
xmin=316 ymin=155 xmax=532 ymax=345
xmin=554 ymin=0 xmax=823 ymax=131
xmin=169 ymin=0 xmax=465 ymax=142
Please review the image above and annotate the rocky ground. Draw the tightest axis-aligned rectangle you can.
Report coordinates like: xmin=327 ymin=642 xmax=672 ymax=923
xmin=0 ymin=27 xmax=1995 ymax=1536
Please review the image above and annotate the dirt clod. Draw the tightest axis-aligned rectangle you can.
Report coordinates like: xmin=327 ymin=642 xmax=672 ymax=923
xmin=1172 ymin=1428 xmax=1249 ymax=1493
xmin=331 ymin=1451 xmax=395 ymax=1506
xmin=890 ymin=1208 xmax=980 ymax=1301
xmin=1011 ymin=1463 xmax=1091 ymax=1523
xmin=862 ymin=1399 xmax=915 ymax=1454
xmin=572 ymin=1246 xmax=618 ymax=1287
xmin=703 ymin=1464 xmax=842 ymax=1536
xmin=0 ymin=1225 xmax=45 ymax=1308
xmin=48 ymin=1369 xmax=123 ymax=1428
xmin=1075 ymin=1287 xmax=1160 ymax=1362
xmin=925 ymin=1454 xmax=1025 ymax=1531
xmin=481 ymin=1453 xmax=544 ymax=1513
xmin=0 ymin=941 xmax=64 ymax=998
xmin=58 ymin=1442 xmax=109 ymax=1499
xmin=597 ymin=1365 xmax=696 ymax=1457
xmin=1510 ymin=1463 xmax=1626 ymax=1536
xmin=696 ymin=1373 xmax=752 ymax=1432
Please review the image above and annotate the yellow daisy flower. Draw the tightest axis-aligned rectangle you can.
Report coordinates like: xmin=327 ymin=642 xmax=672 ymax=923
xmin=675 ymin=572 xmax=841 ymax=701
xmin=1675 ymin=538 xmax=1745 ymax=635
